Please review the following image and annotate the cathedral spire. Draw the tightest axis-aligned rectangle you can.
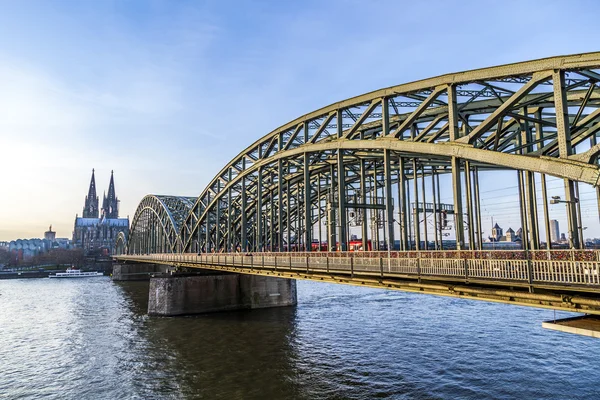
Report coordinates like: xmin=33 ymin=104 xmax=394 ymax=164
xmin=82 ymin=169 xmax=99 ymax=218
xmin=102 ymin=170 xmax=119 ymax=219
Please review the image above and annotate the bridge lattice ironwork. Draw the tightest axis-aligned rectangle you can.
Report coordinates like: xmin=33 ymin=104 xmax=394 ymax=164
xmin=124 ymin=52 xmax=600 ymax=256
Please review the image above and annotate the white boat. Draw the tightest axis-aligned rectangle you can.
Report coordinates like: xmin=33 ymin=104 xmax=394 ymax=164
xmin=49 ymin=269 xmax=104 ymax=278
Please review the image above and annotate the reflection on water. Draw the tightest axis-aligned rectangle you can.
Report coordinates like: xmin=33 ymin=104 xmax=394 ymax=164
xmin=1 ymin=277 xmax=600 ymax=399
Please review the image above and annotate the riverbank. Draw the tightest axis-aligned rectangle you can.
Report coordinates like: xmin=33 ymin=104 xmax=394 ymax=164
xmin=0 ymin=270 xmax=53 ymax=279
xmin=0 ymin=269 xmax=109 ymax=280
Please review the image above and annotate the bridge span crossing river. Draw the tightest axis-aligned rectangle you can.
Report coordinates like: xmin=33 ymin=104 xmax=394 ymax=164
xmin=1 ymin=277 xmax=599 ymax=399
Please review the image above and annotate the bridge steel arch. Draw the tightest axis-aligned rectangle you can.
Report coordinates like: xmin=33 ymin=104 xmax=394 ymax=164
xmin=176 ymin=52 xmax=600 ymax=254
xmin=115 ymin=232 xmax=127 ymax=255
xmin=159 ymin=52 xmax=600 ymax=254
xmin=127 ymin=195 xmax=197 ymax=255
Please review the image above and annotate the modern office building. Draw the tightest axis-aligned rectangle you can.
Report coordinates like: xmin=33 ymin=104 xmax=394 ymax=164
xmin=550 ymin=219 xmax=560 ymax=243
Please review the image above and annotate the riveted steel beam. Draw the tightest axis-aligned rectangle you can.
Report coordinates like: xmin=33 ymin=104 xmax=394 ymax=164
xmin=124 ymin=53 xmax=600 ymax=253
xmin=458 ymin=71 xmax=553 ymax=145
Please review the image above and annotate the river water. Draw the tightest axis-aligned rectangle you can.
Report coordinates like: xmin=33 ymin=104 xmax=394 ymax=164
xmin=1 ymin=277 xmax=599 ymax=399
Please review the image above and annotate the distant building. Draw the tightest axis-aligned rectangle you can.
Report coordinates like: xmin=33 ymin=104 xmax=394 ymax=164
xmin=505 ymin=227 xmax=516 ymax=242
xmin=515 ymin=228 xmax=523 ymax=241
xmin=7 ymin=225 xmax=72 ymax=262
xmin=560 ymin=233 xmax=567 ymax=242
xmin=550 ymin=220 xmax=560 ymax=243
xmin=44 ymin=225 xmax=56 ymax=241
xmin=491 ymin=223 xmax=503 ymax=241
xmin=488 ymin=223 xmax=521 ymax=243
xmin=72 ymin=170 xmax=129 ymax=255
xmin=9 ymin=238 xmax=50 ymax=260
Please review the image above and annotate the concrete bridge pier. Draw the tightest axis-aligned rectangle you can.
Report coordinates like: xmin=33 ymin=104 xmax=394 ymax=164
xmin=112 ymin=263 xmax=171 ymax=281
xmin=148 ymin=273 xmax=297 ymax=316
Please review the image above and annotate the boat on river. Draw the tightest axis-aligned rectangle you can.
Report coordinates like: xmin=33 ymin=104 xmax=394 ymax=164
xmin=49 ymin=268 xmax=104 ymax=278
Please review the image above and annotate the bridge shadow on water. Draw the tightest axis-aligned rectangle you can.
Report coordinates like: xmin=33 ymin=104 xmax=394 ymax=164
xmin=112 ymin=280 xmax=600 ymax=400
xmin=114 ymin=280 xmax=305 ymax=399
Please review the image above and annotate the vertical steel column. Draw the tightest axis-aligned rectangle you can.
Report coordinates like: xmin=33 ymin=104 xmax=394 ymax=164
xmin=575 ymin=182 xmax=584 ymax=246
xmin=525 ymin=172 xmax=539 ymax=249
xmin=337 ymin=109 xmax=347 ymax=251
xmin=256 ymin=167 xmax=263 ymax=251
xmin=398 ymin=158 xmax=408 ymax=250
xmin=227 ymin=173 xmax=232 ymax=252
xmin=517 ymin=171 xmax=529 ymax=250
xmin=360 ymin=159 xmax=368 ymax=250
xmin=406 ymin=164 xmax=412 ymax=250
xmin=420 ymin=163 xmax=428 ymax=250
xmin=317 ymin=173 xmax=322 ymax=251
xmin=206 ymin=192 xmax=212 ymax=252
xmin=384 ymin=151 xmax=395 ymax=250
xmin=464 ymin=160 xmax=475 ymax=250
xmin=373 ymin=162 xmax=380 ymax=250
xmin=287 ymin=178 xmax=291 ymax=252
xmin=195 ymin=209 xmax=200 ymax=253
xmin=346 ymin=171 xmax=352 ymax=249
xmin=412 ymin=158 xmax=420 ymax=251
xmin=382 ymin=98 xmax=394 ymax=250
xmin=215 ymin=183 xmax=221 ymax=252
xmin=540 ymin=174 xmax=552 ymax=249
xmin=448 ymin=84 xmax=465 ymax=250
xmin=436 ymin=170 xmax=443 ymax=250
xmin=591 ymin=133 xmax=600 ymax=223
xmin=521 ymin=109 xmax=539 ymax=250
xmin=328 ymin=164 xmax=337 ymax=250
xmin=535 ymin=109 xmax=552 ymax=249
xmin=304 ymin=152 xmax=312 ymax=251
xmin=278 ymin=160 xmax=284 ymax=252
xmin=553 ymin=70 xmax=580 ymax=249
xmin=241 ymin=162 xmax=247 ymax=252
xmin=431 ymin=166 xmax=439 ymax=250
xmin=473 ymin=167 xmax=483 ymax=250
xmin=270 ymin=175 xmax=275 ymax=251
xmin=297 ymin=183 xmax=302 ymax=251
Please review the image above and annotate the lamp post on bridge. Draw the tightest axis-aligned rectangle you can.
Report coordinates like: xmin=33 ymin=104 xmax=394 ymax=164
xmin=550 ymin=196 xmax=582 ymax=249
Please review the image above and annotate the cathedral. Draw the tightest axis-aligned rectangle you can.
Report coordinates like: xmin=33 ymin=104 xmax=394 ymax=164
xmin=72 ymin=170 xmax=129 ymax=255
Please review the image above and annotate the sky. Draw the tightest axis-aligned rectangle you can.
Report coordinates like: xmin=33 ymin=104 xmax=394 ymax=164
xmin=1 ymin=0 xmax=600 ymax=241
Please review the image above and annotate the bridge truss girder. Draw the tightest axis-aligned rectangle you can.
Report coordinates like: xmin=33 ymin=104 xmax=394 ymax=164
xmin=126 ymin=195 xmax=197 ymax=255
xmin=125 ymin=53 xmax=600 ymax=254
xmin=174 ymin=53 xmax=600 ymax=254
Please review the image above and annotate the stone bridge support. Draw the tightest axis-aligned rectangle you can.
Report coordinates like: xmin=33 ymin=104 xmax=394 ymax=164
xmin=112 ymin=263 xmax=171 ymax=281
xmin=148 ymin=273 xmax=297 ymax=316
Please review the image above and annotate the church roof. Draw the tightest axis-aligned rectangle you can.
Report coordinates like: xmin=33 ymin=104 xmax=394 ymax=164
xmin=75 ymin=217 xmax=129 ymax=227
xmin=100 ymin=217 xmax=129 ymax=227
xmin=493 ymin=223 xmax=501 ymax=229
xmin=75 ymin=218 xmax=102 ymax=227
xmin=506 ymin=227 xmax=515 ymax=233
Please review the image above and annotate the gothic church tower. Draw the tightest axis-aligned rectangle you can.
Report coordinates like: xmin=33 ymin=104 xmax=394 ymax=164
xmin=101 ymin=170 xmax=119 ymax=219
xmin=82 ymin=169 xmax=99 ymax=218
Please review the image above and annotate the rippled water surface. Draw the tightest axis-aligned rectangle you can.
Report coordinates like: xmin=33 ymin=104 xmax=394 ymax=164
xmin=1 ymin=277 xmax=599 ymax=399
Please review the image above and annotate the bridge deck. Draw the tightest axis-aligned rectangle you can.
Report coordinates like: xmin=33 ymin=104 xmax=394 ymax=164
xmin=115 ymin=251 xmax=600 ymax=315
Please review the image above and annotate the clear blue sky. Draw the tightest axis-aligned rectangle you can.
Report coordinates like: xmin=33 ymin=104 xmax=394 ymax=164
xmin=1 ymin=0 xmax=599 ymax=241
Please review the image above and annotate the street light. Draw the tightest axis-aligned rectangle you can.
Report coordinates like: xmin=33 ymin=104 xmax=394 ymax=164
xmin=550 ymin=196 xmax=579 ymax=204
xmin=550 ymin=196 xmax=582 ymax=248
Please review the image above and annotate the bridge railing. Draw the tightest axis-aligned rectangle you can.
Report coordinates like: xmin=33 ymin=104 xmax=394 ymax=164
xmin=119 ymin=250 xmax=600 ymax=287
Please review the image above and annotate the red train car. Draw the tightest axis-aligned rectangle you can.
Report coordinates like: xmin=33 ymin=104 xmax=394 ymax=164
xmin=310 ymin=239 xmax=372 ymax=252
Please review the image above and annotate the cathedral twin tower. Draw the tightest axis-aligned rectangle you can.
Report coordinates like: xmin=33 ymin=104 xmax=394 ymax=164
xmin=74 ymin=169 xmax=129 ymax=255
xmin=83 ymin=169 xmax=119 ymax=219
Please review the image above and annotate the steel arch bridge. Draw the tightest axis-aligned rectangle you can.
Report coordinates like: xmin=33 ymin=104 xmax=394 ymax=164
xmin=126 ymin=52 xmax=600 ymax=256
xmin=121 ymin=195 xmax=197 ymax=255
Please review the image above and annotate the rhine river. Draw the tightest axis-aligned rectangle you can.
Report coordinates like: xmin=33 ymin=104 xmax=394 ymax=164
xmin=1 ymin=277 xmax=599 ymax=399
